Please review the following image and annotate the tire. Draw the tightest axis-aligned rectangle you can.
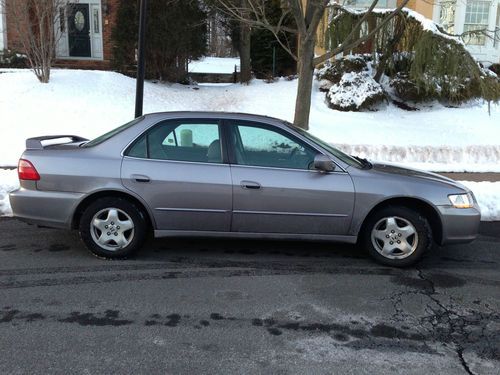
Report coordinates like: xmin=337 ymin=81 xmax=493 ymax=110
xmin=361 ymin=206 xmax=432 ymax=267
xmin=79 ymin=197 xmax=147 ymax=259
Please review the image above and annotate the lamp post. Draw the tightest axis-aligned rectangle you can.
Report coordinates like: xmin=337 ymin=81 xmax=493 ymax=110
xmin=134 ymin=0 xmax=148 ymax=118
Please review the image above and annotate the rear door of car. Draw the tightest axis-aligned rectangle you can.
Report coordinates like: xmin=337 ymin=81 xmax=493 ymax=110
xmin=121 ymin=118 xmax=232 ymax=232
xmin=224 ymin=120 xmax=355 ymax=236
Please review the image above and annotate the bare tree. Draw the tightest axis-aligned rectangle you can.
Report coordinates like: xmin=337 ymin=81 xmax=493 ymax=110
xmin=213 ymin=0 xmax=411 ymax=129
xmin=1 ymin=0 xmax=68 ymax=83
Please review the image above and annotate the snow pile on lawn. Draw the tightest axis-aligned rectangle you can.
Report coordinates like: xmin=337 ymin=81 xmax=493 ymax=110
xmin=0 ymin=169 xmax=17 ymax=216
xmin=461 ymin=181 xmax=500 ymax=221
xmin=189 ymin=57 xmax=240 ymax=74
xmin=326 ymin=71 xmax=384 ymax=111
xmin=0 ymin=69 xmax=499 ymax=172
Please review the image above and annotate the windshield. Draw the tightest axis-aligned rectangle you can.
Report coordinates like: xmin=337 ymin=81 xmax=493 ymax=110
xmin=83 ymin=117 xmax=144 ymax=147
xmin=291 ymin=125 xmax=365 ymax=169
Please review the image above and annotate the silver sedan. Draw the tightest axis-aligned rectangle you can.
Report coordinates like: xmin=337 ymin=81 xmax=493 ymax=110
xmin=9 ymin=112 xmax=481 ymax=266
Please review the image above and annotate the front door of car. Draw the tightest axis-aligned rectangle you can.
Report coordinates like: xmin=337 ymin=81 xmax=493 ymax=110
xmin=121 ymin=120 xmax=232 ymax=232
xmin=226 ymin=121 xmax=355 ymax=235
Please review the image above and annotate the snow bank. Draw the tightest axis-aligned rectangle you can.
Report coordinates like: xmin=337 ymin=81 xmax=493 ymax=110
xmin=0 ymin=69 xmax=499 ymax=172
xmin=460 ymin=181 xmax=500 ymax=221
xmin=0 ymin=169 xmax=17 ymax=216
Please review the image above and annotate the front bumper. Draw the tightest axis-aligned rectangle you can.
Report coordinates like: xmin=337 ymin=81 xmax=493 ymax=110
xmin=437 ymin=205 xmax=481 ymax=245
xmin=9 ymin=188 xmax=84 ymax=229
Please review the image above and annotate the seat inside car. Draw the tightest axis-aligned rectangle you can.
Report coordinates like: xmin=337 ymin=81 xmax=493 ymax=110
xmin=206 ymin=139 xmax=222 ymax=163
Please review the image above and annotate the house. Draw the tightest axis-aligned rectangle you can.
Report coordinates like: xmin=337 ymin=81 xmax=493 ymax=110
xmin=319 ymin=0 xmax=500 ymax=65
xmin=3 ymin=0 xmax=119 ymax=69
xmin=432 ymin=0 xmax=500 ymax=64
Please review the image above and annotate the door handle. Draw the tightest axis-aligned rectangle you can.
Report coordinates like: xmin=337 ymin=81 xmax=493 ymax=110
xmin=131 ymin=174 xmax=151 ymax=183
xmin=241 ymin=180 xmax=261 ymax=190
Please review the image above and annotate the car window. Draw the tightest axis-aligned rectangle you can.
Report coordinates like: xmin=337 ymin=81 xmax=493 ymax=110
xmin=84 ymin=117 xmax=144 ymax=147
xmin=232 ymin=124 xmax=316 ymax=170
xmin=126 ymin=121 xmax=222 ymax=164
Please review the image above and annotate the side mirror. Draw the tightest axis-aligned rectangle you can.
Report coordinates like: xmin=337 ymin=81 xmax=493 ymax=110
xmin=314 ymin=154 xmax=335 ymax=172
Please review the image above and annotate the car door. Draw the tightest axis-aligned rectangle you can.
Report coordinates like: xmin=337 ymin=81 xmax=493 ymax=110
xmin=121 ymin=119 xmax=232 ymax=232
xmin=226 ymin=121 xmax=355 ymax=235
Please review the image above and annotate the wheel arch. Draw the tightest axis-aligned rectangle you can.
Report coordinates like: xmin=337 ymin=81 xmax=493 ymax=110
xmin=357 ymin=197 xmax=443 ymax=245
xmin=71 ymin=189 xmax=155 ymax=230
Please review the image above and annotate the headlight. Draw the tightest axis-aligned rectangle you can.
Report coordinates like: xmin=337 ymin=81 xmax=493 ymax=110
xmin=448 ymin=193 xmax=474 ymax=208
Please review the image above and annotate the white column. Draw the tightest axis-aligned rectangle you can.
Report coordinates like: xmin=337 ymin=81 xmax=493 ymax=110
xmin=454 ymin=0 xmax=467 ymax=35
xmin=432 ymin=0 xmax=442 ymax=24
xmin=487 ymin=0 xmax=498 ymax=51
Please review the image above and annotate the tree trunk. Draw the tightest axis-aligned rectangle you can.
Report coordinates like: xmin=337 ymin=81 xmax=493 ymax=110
xmin=239 ymin=0 xmax=251 ymax=84
xmin=293 ymin=36 xmax=315 ymax=130
xmin=239 ymin=24 xmax=251 ymax=83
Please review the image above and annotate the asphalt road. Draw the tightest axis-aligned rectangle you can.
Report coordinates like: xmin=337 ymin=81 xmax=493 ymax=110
xmin=0 ymin=218 xmax=498 ymax=375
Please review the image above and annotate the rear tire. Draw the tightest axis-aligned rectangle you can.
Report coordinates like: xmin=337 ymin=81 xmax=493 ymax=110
xmin=362 ymin=206 xmax=432 ymax=267
xmin=79 ymin=197 xmax=147 ymax=259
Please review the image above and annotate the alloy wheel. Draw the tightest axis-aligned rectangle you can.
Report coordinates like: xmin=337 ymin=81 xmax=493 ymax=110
xmin=370 ymin=216 xmax=419 ymax=259
xmin=90 ymin=207 xmax=135 ymax=251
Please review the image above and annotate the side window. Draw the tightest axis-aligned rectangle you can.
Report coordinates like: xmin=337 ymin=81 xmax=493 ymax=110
xmin=232 ymin=125 xmax=316 ymax=170
xmin=126 ymin=122 xmax=222 ymax=163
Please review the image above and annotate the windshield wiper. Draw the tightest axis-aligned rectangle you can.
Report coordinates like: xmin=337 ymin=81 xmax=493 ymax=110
xmin=354 ymin=156 xmax=373 ymax=169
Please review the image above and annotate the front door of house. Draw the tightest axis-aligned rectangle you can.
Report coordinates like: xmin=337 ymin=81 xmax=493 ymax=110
xmin=68 ymin=4 xmax=91 ymax=57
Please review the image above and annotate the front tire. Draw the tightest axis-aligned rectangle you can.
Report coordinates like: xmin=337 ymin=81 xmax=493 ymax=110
xmin=79 ymin=197 xmax=147 ymax=259
xmin=362 ymin=206 xmax=432 ymax=267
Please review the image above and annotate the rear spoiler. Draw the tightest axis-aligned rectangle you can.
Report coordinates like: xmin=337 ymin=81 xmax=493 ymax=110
xmin=26 ymin=135 xmax=89 ymax=150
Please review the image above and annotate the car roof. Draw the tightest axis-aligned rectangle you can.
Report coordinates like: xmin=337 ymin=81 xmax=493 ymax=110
xmin=143 ymin=111 xmax=290 ymax=126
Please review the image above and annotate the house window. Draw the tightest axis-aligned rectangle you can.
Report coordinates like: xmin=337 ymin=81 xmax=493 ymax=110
xmin=93 ymin=8 xmax=100 ymax=34
xmin=463 ymin=0 xmax=491 ymax=45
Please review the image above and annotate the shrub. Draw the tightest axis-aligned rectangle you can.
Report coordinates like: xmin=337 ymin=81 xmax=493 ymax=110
xmin=390 ymin=73 xmax=433 ymax=102
xmin=0 ymin=50 xmax=28 ymax=68
xmin=316 ymin=56 xmax=367 ymax=84
xmin=322 ymin=9 xmax=500 ymax=105
xmin=326 ymin=71 xmax=385 ymax=111
xmin=112 ymin=0 xmax=207 ymax=82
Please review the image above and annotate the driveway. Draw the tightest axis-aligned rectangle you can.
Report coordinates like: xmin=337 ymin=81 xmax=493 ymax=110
xmin=0 ymin=218 xmax=498 ymax=374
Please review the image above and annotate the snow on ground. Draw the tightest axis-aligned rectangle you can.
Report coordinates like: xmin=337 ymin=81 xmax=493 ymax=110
xmin=188 ymin=57 xmax=240 ymax=74
xmin=0 ymin=169 xmax=17 ymax=216
xmin=460 ymin=181 xmax=500 ymax=221
xmin=1 ymin=168 xmax=498 ymax=220
xmin=1 ymin=68 xmax=499 ymax=171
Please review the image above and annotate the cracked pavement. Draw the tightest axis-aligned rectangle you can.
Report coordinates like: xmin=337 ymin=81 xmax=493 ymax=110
xmin=0 ymin=218 xmax=498 ymax=374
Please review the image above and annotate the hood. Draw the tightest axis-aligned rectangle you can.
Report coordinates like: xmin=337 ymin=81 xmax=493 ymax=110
xmin=371 ymin=162 xmax=469 ymax=191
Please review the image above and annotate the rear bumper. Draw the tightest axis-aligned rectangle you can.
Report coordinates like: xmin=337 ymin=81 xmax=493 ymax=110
xmin=9 ymin=188 xmax=84 ymax=229
xmin=437 ymin=205 xmax=481 ymax=245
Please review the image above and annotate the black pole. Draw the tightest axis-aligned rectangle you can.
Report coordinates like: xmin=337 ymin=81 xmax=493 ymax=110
xmin=134 ymin=0 xmax=148 ymax=118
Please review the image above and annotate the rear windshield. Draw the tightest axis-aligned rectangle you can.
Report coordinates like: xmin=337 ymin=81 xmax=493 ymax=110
xmin=83 ymin=117 xmax=144 ymax=147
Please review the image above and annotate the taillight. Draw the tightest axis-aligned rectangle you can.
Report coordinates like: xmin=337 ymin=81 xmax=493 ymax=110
xmin=18 ymin=159 xmax=40 ymax=181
